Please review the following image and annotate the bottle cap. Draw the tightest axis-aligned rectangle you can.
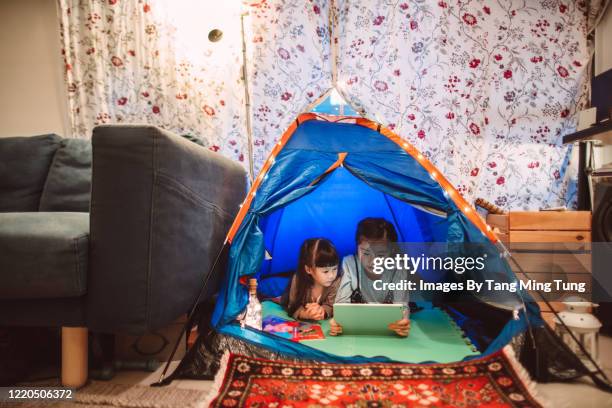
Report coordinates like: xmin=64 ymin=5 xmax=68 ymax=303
xmin=248 ymin=278 xmax=257 ymax=293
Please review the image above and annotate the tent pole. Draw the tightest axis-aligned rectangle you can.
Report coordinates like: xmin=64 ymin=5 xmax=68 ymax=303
xmin=495 ymin=241 xmax=537 ymax=349
xmin=501 ymin=242 xmax=611 ymax=385
xmin=241 ymin=12 xmax=255 ymax=182
xmin=152 ymin=241 xmax=228 ymax=386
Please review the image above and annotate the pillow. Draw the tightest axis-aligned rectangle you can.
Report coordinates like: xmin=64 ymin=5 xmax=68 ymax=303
xmin=39 ymin=139 xmax=92 ymax=212
xmin=0 ymin=134 xmax=61 ymax=212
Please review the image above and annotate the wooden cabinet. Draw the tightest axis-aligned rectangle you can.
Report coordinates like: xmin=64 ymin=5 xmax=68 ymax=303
xmin=486 ymin=211 xmax=592 ymax=327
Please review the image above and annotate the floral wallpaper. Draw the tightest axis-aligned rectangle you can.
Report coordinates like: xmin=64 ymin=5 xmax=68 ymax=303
xmin=59 ymin=0 xmax=607 ymax=209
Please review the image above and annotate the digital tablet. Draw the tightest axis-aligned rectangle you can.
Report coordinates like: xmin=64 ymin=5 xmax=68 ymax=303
xmin=333 ymin=303 xmax=405 ymax=335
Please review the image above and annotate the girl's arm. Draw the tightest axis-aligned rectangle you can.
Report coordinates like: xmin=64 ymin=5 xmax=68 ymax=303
xmin=284 ymin=275 xmax=316 ymax=320
xmin=321 ymin=277 xmax=341 ymax=318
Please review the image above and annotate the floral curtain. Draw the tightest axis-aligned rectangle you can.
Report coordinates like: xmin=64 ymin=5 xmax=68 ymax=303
xmin=59 ymin=0 xmax=609 ymax=209
xmin=246 ymin=0 xmax=332 ymax=173
xmin=58 ymin=0 xmax=248 ymax=164
xmin=332 ymin=0 xmax=596 ymax=209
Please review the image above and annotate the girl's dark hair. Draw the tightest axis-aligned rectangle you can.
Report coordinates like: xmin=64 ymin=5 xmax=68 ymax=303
xmin=355 ymin=218 xmax=398 ymax=244
xmin=290 ymin=238 xmax=339 ymax=315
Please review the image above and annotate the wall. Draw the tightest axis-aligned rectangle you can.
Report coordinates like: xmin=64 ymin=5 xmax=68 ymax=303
xmin=0 ymin=0 xmax=69 ymax=137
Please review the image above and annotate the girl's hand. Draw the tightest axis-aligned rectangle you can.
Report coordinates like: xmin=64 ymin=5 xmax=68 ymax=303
xmin=388 ymin=318 xmax=410 ymax=337
xmin=301 ymin=304 xmax=325 ymax=320
xmin=329 ymin=318 xmax=343 ymax=336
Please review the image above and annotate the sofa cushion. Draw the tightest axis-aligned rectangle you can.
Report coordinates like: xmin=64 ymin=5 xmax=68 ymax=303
xmin=39 ymin=139 xmax=92 ymax=212
xmin=0 ymin=134 xmax=61 ymax=212
xmin=0 ymin=212 xmax=88 ymax=300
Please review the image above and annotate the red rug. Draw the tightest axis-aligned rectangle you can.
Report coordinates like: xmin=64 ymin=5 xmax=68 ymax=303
xmin=205 ymin=347 xmax=546 ymax=407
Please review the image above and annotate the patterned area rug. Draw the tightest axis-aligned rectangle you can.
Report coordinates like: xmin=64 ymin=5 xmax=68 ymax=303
xmin=205 ymin=347 xmax=547 ymax=407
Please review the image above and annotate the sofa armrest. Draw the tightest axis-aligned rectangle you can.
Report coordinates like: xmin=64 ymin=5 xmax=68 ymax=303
xmin=88 ymin=125 xmax=247 ymax=334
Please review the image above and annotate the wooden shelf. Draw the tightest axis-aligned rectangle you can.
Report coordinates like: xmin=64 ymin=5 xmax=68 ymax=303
xmin=486 ymin=211 xmax=592 ymax=328
xmin=508 ymin=211 xmax=591 ymax=231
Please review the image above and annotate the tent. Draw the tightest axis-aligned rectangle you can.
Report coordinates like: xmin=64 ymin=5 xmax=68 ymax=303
xmin=210 ymin=112 xmax=539 ymax=358
xmin=159 ymin=113 xmax=608 ymax=388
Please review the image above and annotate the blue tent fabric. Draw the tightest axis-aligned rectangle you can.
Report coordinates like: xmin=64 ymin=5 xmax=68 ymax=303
xmin=211 ymin=116 xmax=544 ymax=363
xmin=344 ymin=152 xmax=451 ymax=213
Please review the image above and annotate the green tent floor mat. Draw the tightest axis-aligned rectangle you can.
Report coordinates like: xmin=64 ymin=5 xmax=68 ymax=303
xmin=262 ymin=301 xmax=480 ymax=363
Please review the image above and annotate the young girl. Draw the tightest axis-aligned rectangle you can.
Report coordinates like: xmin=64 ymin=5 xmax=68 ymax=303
xmin=281 ymin=238 xmax=341 ymax=321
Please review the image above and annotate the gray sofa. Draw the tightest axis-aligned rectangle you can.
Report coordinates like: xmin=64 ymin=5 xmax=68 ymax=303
xmin=0 ymin=125 xmax=247 ymax=386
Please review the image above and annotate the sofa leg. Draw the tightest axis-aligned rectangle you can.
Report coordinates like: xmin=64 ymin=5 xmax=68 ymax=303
xmin=61 ymin=327 xmax=88 ymax=388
